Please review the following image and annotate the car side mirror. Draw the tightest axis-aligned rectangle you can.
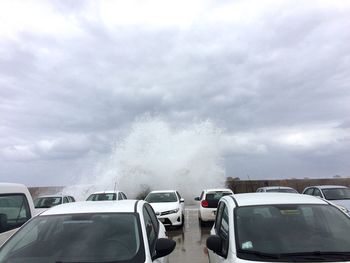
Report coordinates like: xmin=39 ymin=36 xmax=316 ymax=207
xmin=206 ymin=235 xmax=223 ymax=256
xmin=194 ymin=197 xmax=200 ymax=201
xmin=180 ymin=198 xmax=185 ymax=203
xmin=153 ymin=238 xmax=176 ymax=260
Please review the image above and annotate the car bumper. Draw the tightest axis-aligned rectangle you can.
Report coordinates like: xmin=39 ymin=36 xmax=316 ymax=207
xmin=199 ymin=207 xmax=216 ymax=222
xmin=157 ymin=211 xmax=182 ymax=226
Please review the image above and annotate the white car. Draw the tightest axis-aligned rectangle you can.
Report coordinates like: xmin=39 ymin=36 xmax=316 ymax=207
xmin=195 ymin=189 xmax=233 ymax=226
xmin=256 ymin=186 xmax=298 ymax=193
xmin=0 ymin=200 xmax=175 ymax=263
xmin=145 ymin=190 xmax=185 ymax=227
xmin=34 ymin=194 xmax=75 ymax=214
xmin=206 ymin=193 xmax=350 ymax=263
xmin=86 ymin=190 xmax=127 ymax=201
xmin=0 ymin=183 xmax=35 ymax=247
xmin=303 ymin=185 xmax=350 ymax=214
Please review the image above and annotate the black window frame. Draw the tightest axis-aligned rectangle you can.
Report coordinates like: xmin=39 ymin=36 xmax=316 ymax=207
xmin=214 ymin=201 xmax=229 ymax=258
xmin=313 ymin=188 xmax=323 ymax=198
xmin=142 ymin=204 xmax=159 ymax=258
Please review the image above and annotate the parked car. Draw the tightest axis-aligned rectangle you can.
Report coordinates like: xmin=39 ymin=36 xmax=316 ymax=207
xmin=0 ymin=200 xmax=175 ymax=263
xmin=256 ymin=186 xmax=298 ymax=193
xmin=145 ymin=190 xmax=185 ymax=227
xmin=302 ymin=185 xmax=350 ymax=214
xmin=0 ymin=183 xmax=35 ymax=247
xmin=206 ymin=193 xmax=350 ymax=263
xmin=194 ymin=188 xmax=233 ymax=226
xmin=34 ymin=194 xmax=75 ymax=213
xmin=86 ymin=190 xmax=127 ymax=201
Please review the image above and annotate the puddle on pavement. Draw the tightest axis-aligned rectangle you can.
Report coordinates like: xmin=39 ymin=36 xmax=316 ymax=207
xmin=166 ymin=207 xmax=213 ymax=263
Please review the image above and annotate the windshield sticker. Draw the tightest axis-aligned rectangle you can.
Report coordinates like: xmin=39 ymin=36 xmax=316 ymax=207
xmin=242 ymin=241 xmax=253 ymax=249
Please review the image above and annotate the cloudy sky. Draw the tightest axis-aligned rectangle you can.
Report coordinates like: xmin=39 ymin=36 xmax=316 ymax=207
xmin=1 ymin=0 xmax=350 ymax=187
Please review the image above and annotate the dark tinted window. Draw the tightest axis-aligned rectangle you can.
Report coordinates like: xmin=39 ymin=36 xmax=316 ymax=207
xmin=0 ymin=194 xmax=31 ymax=234
xmin=266 ymin=188 xmax=298 ymax=193
xmin=322 ymin=188 xmax=350 ymax=200
xmin=63 ymin=197 xmax=69 ymax=203
xmin=236 ymin=204 xmax=350 ymax=261
xmin=34 ymin=197 xmax=62 ymax=208
xmin=118 ymin=193 xmax=123 ymax=200
xmin=304 ymin=188 xmax=314 ymax=195
xmin=205 ymin=191 xmax=232 ymax=208
xmin=313 ymin=188 xmax=322 ymax=197
xmin=143 ymin=206 xmax=157 ymax=257
xmin=145 ymin=192 xmax=177 ymax=203
xmin=86 ymin=193 xmax=116 ymax=201
xmin=0 ymin=213 xmax=145 ymax=263
xmin=122 ymin=193 xmax=127 ymax=199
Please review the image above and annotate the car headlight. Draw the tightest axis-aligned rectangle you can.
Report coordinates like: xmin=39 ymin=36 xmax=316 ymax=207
xmin=161 ymin=208 xmax=179 ymax=215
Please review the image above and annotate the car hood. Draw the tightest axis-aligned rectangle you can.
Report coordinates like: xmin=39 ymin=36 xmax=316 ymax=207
xmin=148 ymin=202 xmax=179 ymax=213
xmin=330 ymin=199 xmax=350 ymax=210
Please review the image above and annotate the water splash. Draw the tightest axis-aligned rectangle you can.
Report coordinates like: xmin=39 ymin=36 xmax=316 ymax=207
xmin=64 ymin=117 xmax=227 ymax=201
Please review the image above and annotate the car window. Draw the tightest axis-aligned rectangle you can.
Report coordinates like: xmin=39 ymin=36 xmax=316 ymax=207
xmin=122 ymin=193 xmax=127 ymax=199
xmin=0 ymin=213 xmax=145 ymax=262
xmin=176 ymin=191 xmax=181 ymax=201
xmin=214 ymin=202 xmax=229 ymax=258
xmin=304 ymin=188 xmax=314 ymax=195
xmin=143 ymin=205 xmax=157 ymax=258
xmin=86 ymin=193 xmax=116 ymax=201
xmin=118 ymin=193 xmax=123 ymax=200
xmin=145 ymin=192 xmax=177 ymax=203
xmin=235 ymin=204 xmax=350 ymax=260
xmin=34 ymin=197 xmax=62 ymax=208
xmin=313 ymin=188 xmax=322 ymax=197
xmin=63 ymin=197 xmax=69 ymax=203
xmin=322 ymin=188 xmax=350 ymax=200
xmin=144 ymin=203 xmax=159 ymax=233
xmin=0 ymin=194 xmax=31 ymax=234
xmin=199 ymin=191 xmax=204 ymax=200
xmin=69 ymin=196 xmax=75 ymax=202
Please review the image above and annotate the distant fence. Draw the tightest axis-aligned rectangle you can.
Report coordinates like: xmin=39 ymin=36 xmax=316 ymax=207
xmin=225 ymin=178 xmax=350 ymax=193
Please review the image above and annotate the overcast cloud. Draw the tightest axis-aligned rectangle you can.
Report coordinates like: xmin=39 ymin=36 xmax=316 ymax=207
xmin=0 ymin=0 xmax=350 ymax=186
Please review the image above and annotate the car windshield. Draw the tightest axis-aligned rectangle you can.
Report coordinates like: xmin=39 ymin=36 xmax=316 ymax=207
xmin=266 ymin=188 xmax=298 ymax=193
xmin=236 ymin=204 xmax=350 ymax=262
xmin=322 ymin=188 xmax=350 ymax=200
xmin=0 ymin=213 xmax=144 ymax=263
xmin=0 ymin=194 xmax=31 ymax=234
xmin=34 ymin=197 xmax=62 ymax=208
xmin=86 ymin=193 xmax=116 ymax=201
xmin=145 ymin=192 xmax=177 ymax=203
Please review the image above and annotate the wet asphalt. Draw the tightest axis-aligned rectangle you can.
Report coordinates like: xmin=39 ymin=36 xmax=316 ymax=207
xmin=166 ymin=205 xmax=212 ymax=263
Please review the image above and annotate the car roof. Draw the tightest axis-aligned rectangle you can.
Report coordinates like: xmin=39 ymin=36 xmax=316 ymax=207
xmin=204 ymin=188 xmax=233 ymax=193
xmin=148 ymin=190 xmax=177 ymax=193
xmin=258 ymin=186 xmax=295 ymax=190
xmin=40 ymin=200 xmax=139 ymax=215
xmin=90 ymin=190 xmax=121 ymax=194
xmin=229 ymin=193 xmax=328 ymax=206
xmin=0 ymin=183 xmax=29 ymax=194
xmin=35 ymin=195 xmax=65 ymax=198
xmin=310 ymin=185 xmax=348 ymax=189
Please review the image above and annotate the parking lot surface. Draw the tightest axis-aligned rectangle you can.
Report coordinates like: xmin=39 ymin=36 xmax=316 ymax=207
xmin=167 ymin=205 xmax=212 ymax=263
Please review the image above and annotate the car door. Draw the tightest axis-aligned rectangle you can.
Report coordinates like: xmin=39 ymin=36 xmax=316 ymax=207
xmin=143 ymin=203 xmax=167 ymax=263
xmin=209 ymin=201 xmax=230 ymax=263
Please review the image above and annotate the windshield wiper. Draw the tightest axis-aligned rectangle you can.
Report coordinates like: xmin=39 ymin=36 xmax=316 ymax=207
xmin=237 ymin=249 xmax=281 ymax=259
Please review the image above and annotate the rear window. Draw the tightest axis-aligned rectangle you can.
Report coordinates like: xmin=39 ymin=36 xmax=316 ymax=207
xmin=0 ymin=194 xmax=31 ymax=234
xmin=34 ymin=197 xmax=62 ymax=208
xmin=205 ymin=191 xmax=232 ymax=208
xmin=86 ymin=193 xmax=117 ymax=201
xmin=0 ymin=213 xmax=145 ymax=263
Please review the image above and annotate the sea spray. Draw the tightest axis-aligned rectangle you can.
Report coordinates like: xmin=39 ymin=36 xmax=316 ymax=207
xmin=62 ymin=117 xmax=228 ymax=201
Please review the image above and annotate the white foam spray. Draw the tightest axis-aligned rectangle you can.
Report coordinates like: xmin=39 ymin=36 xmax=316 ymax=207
xmin=63 ymin=117 xmax=228 ymax=201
